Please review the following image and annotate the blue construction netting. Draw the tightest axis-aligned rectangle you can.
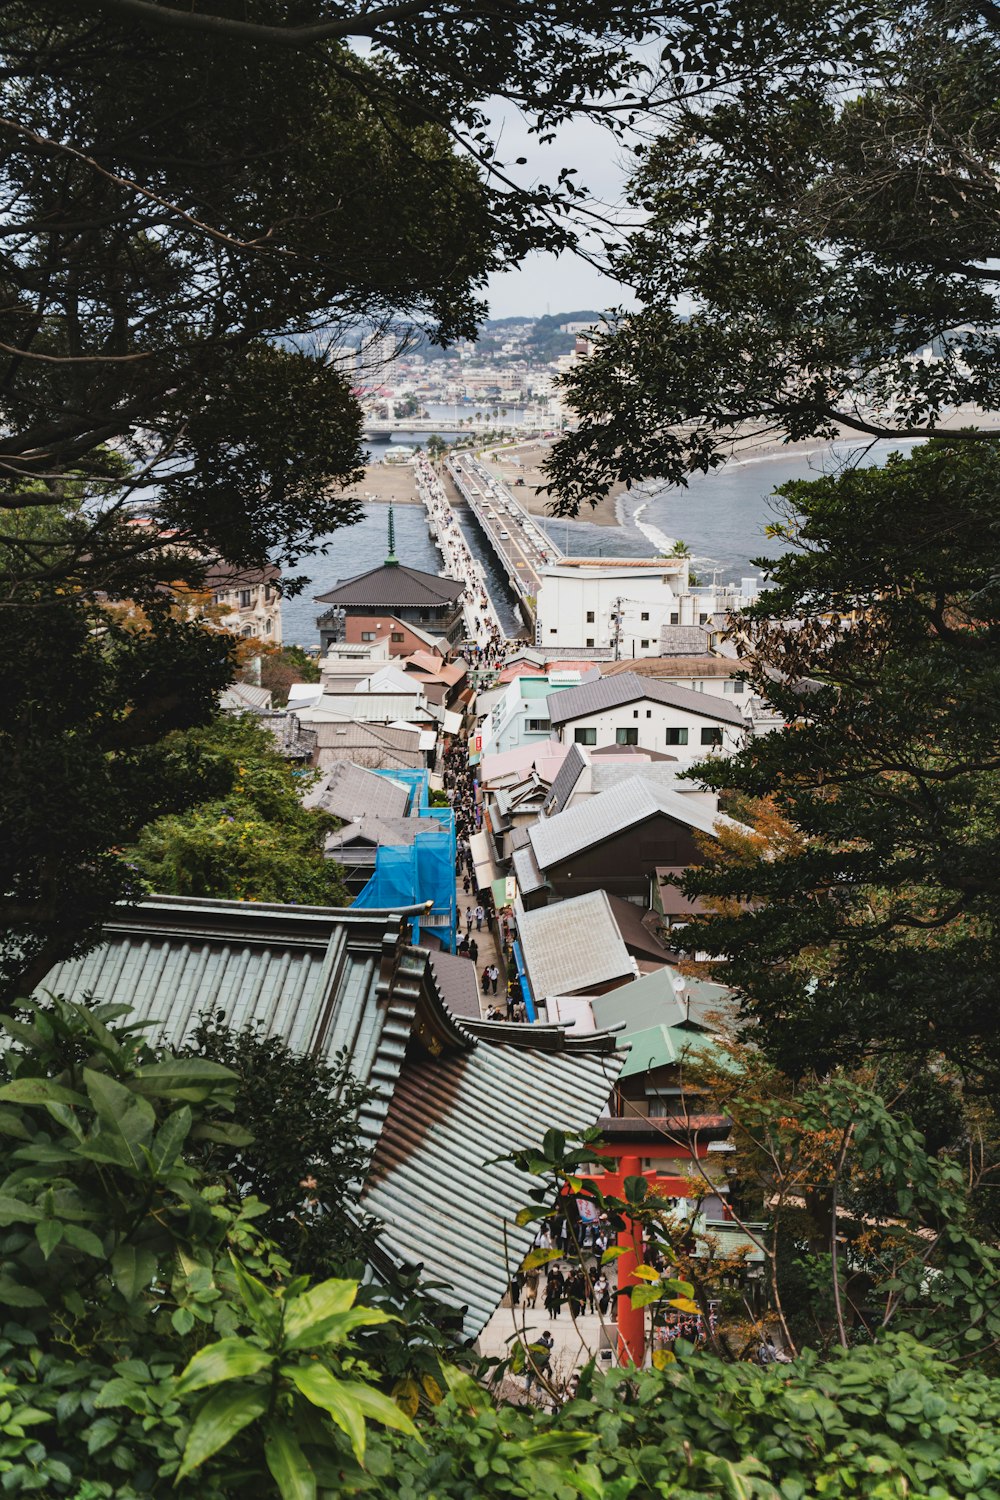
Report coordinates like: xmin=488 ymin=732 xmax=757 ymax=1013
xmin=512 ymin=938 xmax=537 ymax=1022
xmin=370 ymin=767 xmax=430 ymax=814
xmin=353 ymin=804 xmax=457 ymax=951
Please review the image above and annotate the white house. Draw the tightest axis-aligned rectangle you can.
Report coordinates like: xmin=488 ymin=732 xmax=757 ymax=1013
xmin=545 ymin=671 xmax=747 ymax=760
xmin=475 ymin=670 xmax=588 ymax=758
xmin=535 ymin=559 xmax=689 ymax=657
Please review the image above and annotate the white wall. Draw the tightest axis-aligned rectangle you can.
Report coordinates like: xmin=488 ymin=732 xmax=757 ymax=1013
xmin=556 ymin=698 xmax=745 ymax=760
xmin=536 ymin=567 xmax=685 ymax=656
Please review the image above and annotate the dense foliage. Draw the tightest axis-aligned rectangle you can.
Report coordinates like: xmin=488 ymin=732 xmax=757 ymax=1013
xmin=547 ymin=1 xmax=1000 ymax=506
xmin=0 ymin=994 xmax=418 ymax=1497
xmin=0 ymin=602 xmax=234 ymax=1001
xmin=132 ymin=715 xmax=348 ymax=906
xmin=676 ymin=439 xmax=1000 ymax=1088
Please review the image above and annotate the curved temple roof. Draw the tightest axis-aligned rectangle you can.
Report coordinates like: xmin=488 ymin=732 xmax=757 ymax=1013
xmin=40 ymin=895 xmax=622 ymax=1338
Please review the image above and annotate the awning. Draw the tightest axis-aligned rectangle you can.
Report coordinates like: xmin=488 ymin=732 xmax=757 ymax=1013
xmin=443 ymin=709 xmax=464 ymax=736
xmin=469 ymin=830 xmax=501 ymax=892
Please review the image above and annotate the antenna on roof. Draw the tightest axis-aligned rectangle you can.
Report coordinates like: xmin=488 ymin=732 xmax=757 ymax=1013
xmin=385 ymin=503 xmax=399 ymax=567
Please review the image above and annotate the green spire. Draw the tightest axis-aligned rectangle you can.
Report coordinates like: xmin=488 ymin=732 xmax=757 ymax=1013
xmin=385 ymin=503 xmax=399 ymax=566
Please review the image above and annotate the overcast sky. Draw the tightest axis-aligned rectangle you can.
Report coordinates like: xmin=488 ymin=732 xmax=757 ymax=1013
xmin=481 ymin=109 xmax=640 ymax=320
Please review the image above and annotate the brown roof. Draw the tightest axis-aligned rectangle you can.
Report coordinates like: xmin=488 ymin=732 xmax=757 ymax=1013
xmin=427 ymin=949 xmax=483 ymax=1020
xmin=316 ymin=564 xmax=464 ymax=609
xmin=602 ymin=656 xmax=737 ymax=679
xmin=312 ymin=721 xmax=424 ymax=771
xmin=607 ymin=895 xmax=672 ymax=964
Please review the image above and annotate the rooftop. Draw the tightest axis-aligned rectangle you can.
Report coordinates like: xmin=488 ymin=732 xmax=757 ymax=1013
xmin=516 ymin=889 xmax=634 ymax=1000
xmin=547 ymin=671 xmax=747 ymax=728
xmin=302 ymin=760 xmax=410 ymax=821
xmin=529 ymin=775 xmax=742 ymax=870
xmin=316 ymin=562 xmax=464 ymax=610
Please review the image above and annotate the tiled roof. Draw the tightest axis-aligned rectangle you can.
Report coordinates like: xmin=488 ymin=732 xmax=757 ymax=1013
xmin=39 ymin=895 xmax=622 ymax=1339
xmin=512 ymin=843 xmax=545 ymax=894
xmin=516 ymin=890 xmax=634 ymax=1000
xmin=529 ymin=775 xmax=741 ymax=869
xmin=302 ymin=761 xmax=410 ymax=821
xmin=325 ymin=816 xmax=439 ymax=851
xmin=312 ymin=722 xmax=425 ymax=771
xmin=657 ymin=625 xmax=714 ymax=656
xmin=547 ymin=671 xmax=747 ymax=728
xmin=315 ymin=563 xmax=464 ymax=609
xmin=220 ymin=681 xmax=273 ymax=714
xmin=603 ymin=656 xmax=737 ymax=680
xmin=426 ymin=949 xmax=483 ymax=1020
xmin=606 ymin=894 xmax=672 ymax=964
xmin=545 ymin=742 xmax=588 ymax=815
xmin=363 ymin=1037 xmax=621 ymax=1336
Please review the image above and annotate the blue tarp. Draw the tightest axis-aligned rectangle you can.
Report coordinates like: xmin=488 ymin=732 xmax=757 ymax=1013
xmin=353 ymin=806 xmax=457 ymax=951
xmin=512 ymin=938 xmax=537 ymax=1022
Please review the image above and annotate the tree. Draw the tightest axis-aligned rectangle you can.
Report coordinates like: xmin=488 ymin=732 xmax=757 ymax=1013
xmin=185 ymin=1012 xmax=378 ymax=1278
xmin=0 ymin=0 xmax=686 ymax=602
xmin=546 ymin=3 xmax=1000 ymax=509
xmin=0 ymin=601 xmax=235 ymax=1001
xmin=253 ymin=644 xmax=320 ymax=706
xmin=131 ymin=715 xmax=349 ymax=906
xmin=0 ymin=992 xmax=418 ymax=1496
xmin=673 ymin=438 xmax=1000 ymax=1088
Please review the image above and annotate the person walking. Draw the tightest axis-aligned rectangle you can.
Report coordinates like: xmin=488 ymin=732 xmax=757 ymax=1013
xmin=481 ymin=964 xmax=491 ymax=995
xmin=544 ymin=1268 xmax=564 ymax=1321
xmin=475 ymin=903 xmax=484 ymax=931
xmin=524 ymin=1267 xmax=540 ymax=1309
xmin=465 ymin=906 xmax=473 ymax=933
xmin=468 ymin=937 xmax=479 ymax=964
xmin=489 ymin=964 xmax=500 ymax=995
xmin=525 ymin=1329 xmax=553 ymax=1395
xmin=594 ymin=1272 xmax=610 ymax=1317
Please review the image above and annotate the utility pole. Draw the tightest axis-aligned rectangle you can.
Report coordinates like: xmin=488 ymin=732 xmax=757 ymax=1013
xmin=610 ymin=596 xmax=624 ymax=661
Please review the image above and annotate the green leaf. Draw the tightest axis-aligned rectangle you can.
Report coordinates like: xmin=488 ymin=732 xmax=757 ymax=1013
xmin=519 ymin=1432 xmax=596 ymax=1459
xmin=285 ymin=1365 xmax=365 ymax=1463
xmin=630 ymin=1284 xmax=666 ymax=1308
xmin=283 ymin=1279 xmax=394 ymax=1351
xmin=83 ymin=1069 xmax=155 ymax=1166
xmin=110 ymin=1243 xmax=157 ymax=1303
xmin=0 ymin=1275 xmax=45 ymax=1307
xmin=176 ymin=1385 xmax=268 ymax=1480
xmin=0 ymin=1108 xmax=31 ymax=1140
xmin=131 ymin=1058 xmax=239 ymax=1102
xmin=0 ymin=1195 xmax=42 ymax=1226
xmin=190 ymin=1120 xmax=255 ymax=1147
xmin=35 ymin=1219 xmax=64 ymax=1260
xmin=630 ymin=1265 xmax=662 ymax=1283
xmin=62 ymin=1223 xmax=105 ymax=1257
xmin=228 ymin=1252 xmax=281 ymax=1337
xmin=601 ymin=1246 xmax=628 ymax=1263
xmin=523 ymin=1247 xmax=562 ymax=1271
xmin=0 ymin=1079 xmax=86 ymax=1109
xmin=514 ymin=1206 xmax=550 ymax=1227
xmin=265 ymin=1424 xmax=317 ymax=1500
xmin=151 ymin=1105 xmax=192 ymax=1174
xmin=286 ymin=1365 xmax=419 ymax=1464
xmin=175 ymin=1337 xmax=274 ymax=1395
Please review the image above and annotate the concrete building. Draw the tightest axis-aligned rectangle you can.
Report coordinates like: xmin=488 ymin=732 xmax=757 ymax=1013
xmin=546 ymin=672 xmax=748 ymax=761
xmin=205 ymin=562 xmax=283 ymax=644
xmin=475 ymin=670 xmax=588 ymax=757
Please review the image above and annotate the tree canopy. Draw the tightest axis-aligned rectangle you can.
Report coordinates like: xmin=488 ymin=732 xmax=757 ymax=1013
xmin=546 ymin=1 xmax=1000 ymax=509
xmin=677 ymin=439 xmax=1000 ymax=1088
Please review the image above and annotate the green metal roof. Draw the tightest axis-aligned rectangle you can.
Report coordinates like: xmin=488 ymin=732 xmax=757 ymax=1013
xmin=40 ymin=895 xmax=622 ymax=1337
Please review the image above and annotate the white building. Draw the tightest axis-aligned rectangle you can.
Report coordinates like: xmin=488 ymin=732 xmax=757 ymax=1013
xmin=536 ymin=559 xmax=689 ymax=657
xmin=475 ymin=670 xmax=586 ymax=758
xmin=206 ymin=564 xmax=282 ymax=645
xmin=545 ymin=671 xmax=748 ymax=761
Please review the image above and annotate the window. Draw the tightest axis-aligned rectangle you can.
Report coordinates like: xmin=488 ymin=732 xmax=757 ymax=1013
xmin=526 ymin=718 xmax=551 ymax=732
xmin=699 ymin=612 xmax=709 ymax=624
xmin=616 ymin=727 xmax=638 ymax=745
xmin=701 ymin=727 xmax=723 ymax=747
xmin=361 ymin=631 xmax=377 ymax=641
xmin=640 ymin=611 xmax=649 ymax=621
xmin=241 ymin=624 xmax=254 ymax=638
xmin=665 ymin=727 xmax=689 ymax=745
xmin=574 ymin=727 xmax=597 ymax=745
xmin=640 ymin=639 xmax=649 ymax=649
xmin=420 ymin=612 xmax=430 ymax=622
xmin=264 ymin=618 xmax=272 ymax=634
xmin=734 ymin=679 xmax=745 ymax=694
xmin=239 ymin=589 xmax=251 ymax=608
xmin=633 ymin=710 xmax=639 ymax=719
xmin=670 ymin=612 xmax=679 ymax=625
xmin=391 ymin=632 xmax=404 ymax=643
xmin=549 ymin=628 xmax=557 ymax=635
xmin=586 ymin=637 xmax=594 ymax=647
xmin=646 ymin=710 xmax=652 ymax=718
xmin=586 ymin=610 xmax=595 ymax=623
xmin=264 ymin=584 xmax=273 ymax=602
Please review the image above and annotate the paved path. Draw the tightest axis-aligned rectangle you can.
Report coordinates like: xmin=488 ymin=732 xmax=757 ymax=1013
xmin=415 ymin=458 xmax=509 ymax=647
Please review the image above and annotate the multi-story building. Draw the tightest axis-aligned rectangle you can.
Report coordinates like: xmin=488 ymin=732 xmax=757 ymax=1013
xmin=205 ymin=563 xmax=283 ymax=645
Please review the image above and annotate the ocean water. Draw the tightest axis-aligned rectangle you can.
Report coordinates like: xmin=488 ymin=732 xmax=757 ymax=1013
xmin=539 ymin=437 xmax=925 ymax=584
xmin=280 ymin=437 xmax=924 ymax=646
xmin=279 ymin=498 xmax=522 ymax=647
